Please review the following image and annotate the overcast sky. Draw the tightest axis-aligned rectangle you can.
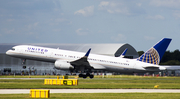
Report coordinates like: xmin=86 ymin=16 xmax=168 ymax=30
xmin=0 ymin=0 xmax=180 ymax=51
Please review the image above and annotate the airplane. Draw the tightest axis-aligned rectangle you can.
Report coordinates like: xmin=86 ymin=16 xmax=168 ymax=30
xmin=6 ymin=38 xmax=172 ymax=78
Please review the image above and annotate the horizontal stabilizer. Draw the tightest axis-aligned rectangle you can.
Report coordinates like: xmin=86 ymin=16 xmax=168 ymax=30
xmin=163 ymin=66 xmax=180 ymax=70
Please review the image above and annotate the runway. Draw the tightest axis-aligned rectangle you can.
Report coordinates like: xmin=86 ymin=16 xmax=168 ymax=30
xmin=1 ymin=89 xmax=180 ymax=94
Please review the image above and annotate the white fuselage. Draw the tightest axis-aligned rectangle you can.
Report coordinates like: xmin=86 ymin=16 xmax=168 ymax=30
xmin=6 ymin=45 xmax=166 ymax=73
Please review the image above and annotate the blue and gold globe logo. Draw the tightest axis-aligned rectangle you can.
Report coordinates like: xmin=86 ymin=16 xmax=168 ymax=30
xmin=137 ymin=48 xmax=160 ymax=65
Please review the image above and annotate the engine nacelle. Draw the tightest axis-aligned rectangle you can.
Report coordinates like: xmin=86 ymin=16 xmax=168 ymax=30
xmin=54 ymin=60 xmax=74 ymax=70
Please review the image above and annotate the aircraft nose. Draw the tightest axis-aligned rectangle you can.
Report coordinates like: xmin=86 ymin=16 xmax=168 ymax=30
xmin=6 ymin=50 xmax=10 ymax=55
xmin=6 ymin=50 xmax=12 ymax=55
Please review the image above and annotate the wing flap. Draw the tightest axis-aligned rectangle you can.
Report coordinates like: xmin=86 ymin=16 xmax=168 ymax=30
xmin=90 ymin=63 xmax=106 ymax=69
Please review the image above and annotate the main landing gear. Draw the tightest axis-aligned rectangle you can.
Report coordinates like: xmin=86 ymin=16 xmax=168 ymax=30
xmin=22 ymin=59 xmax=26 ymax=69
xmin=79 ymin=73 xmax=94 ymax=79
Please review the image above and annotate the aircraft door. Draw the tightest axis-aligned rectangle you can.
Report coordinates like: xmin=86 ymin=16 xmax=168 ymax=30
xmin=20 ymin=49 xmax=24 ymax=54
xmin=50 ymin=52 xmax=53 ymax=58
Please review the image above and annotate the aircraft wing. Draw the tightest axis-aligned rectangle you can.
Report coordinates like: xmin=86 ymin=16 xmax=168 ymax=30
xmin=70 ymin=49 xmax=106 ymax=70
xmin=70 ymin=49 xmax=92 ymax=69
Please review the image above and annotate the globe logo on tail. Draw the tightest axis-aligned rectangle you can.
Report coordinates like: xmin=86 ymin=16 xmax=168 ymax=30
xmin=137 ymin=48 xmax=160 ymax=65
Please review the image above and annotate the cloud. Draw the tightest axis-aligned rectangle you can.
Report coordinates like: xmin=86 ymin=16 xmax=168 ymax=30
xmin=7 ymin=19 xmax=14 ymax=22
xmin=74 ymin=6 xmax=94 ymax=17
xmin=49 ymin=18 xmax=69 ymax=25
xmin=111 ymin=34 xmax=126 ymax=42
xmin=150 ymin=0 xmax=180 ymax=8
xmin=99 ymin=1 xmax=109 ymax=7
xmin=144 ymin=36 xmax=155 ymax=40
xmin=98 ymin=1 xmax=130 ymax=15
xmin=54 ymin=18 xmax=67 ymax=23
xmin=136 ymin=3 xmax=142 ymax=7
xmin=52 ymin=28 xmax=61 ymax=32
xmin=27 ymin=22 xmax=39 ymax=30
xmin=4 ymin=28 xmax=15 ymax=34
xmin=146 ymin=15 xmax=165 ymax=20
xmin=173 ymin=11 xmax=180 ymax=19
xmin=75 ymin=28 xmax=89 ymax=36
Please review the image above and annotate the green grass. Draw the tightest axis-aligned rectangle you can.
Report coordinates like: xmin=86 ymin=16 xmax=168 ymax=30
xmin=1 ymin=93 xmax=180 ymax=99
xmin=0 ymin=75 xmax=180 ymax=89
xmin=0 ymin=75 xmax=61 ymax=78
xmin=1 ymin=76 xmax=180 ymax=98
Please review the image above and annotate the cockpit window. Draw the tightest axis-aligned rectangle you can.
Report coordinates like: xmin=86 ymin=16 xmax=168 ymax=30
xmin=12 ymin=48 xmax=15 ymax=51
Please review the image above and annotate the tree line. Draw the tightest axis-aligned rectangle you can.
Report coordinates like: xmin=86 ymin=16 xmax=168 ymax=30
xmin=138 ymin=49 xmax=180 ymax=65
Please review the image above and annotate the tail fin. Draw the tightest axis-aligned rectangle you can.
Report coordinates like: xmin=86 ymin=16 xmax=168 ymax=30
xmin=137 ymin=38 xmax=172 ymax=65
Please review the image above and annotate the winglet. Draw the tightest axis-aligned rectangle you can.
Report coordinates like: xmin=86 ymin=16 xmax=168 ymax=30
xmin=85 ymin=48 xmax=91 ymax=57
xmin=119 ymin=48 xmax=128 ymax=58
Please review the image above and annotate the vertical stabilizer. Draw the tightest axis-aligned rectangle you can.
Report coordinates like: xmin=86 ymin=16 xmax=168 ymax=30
xmin=137 ymin=38 xmax=172 ymax=65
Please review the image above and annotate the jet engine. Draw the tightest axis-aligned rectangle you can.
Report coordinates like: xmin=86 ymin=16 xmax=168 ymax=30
xmin=54 ymin=60 xmax=74 ymax=70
